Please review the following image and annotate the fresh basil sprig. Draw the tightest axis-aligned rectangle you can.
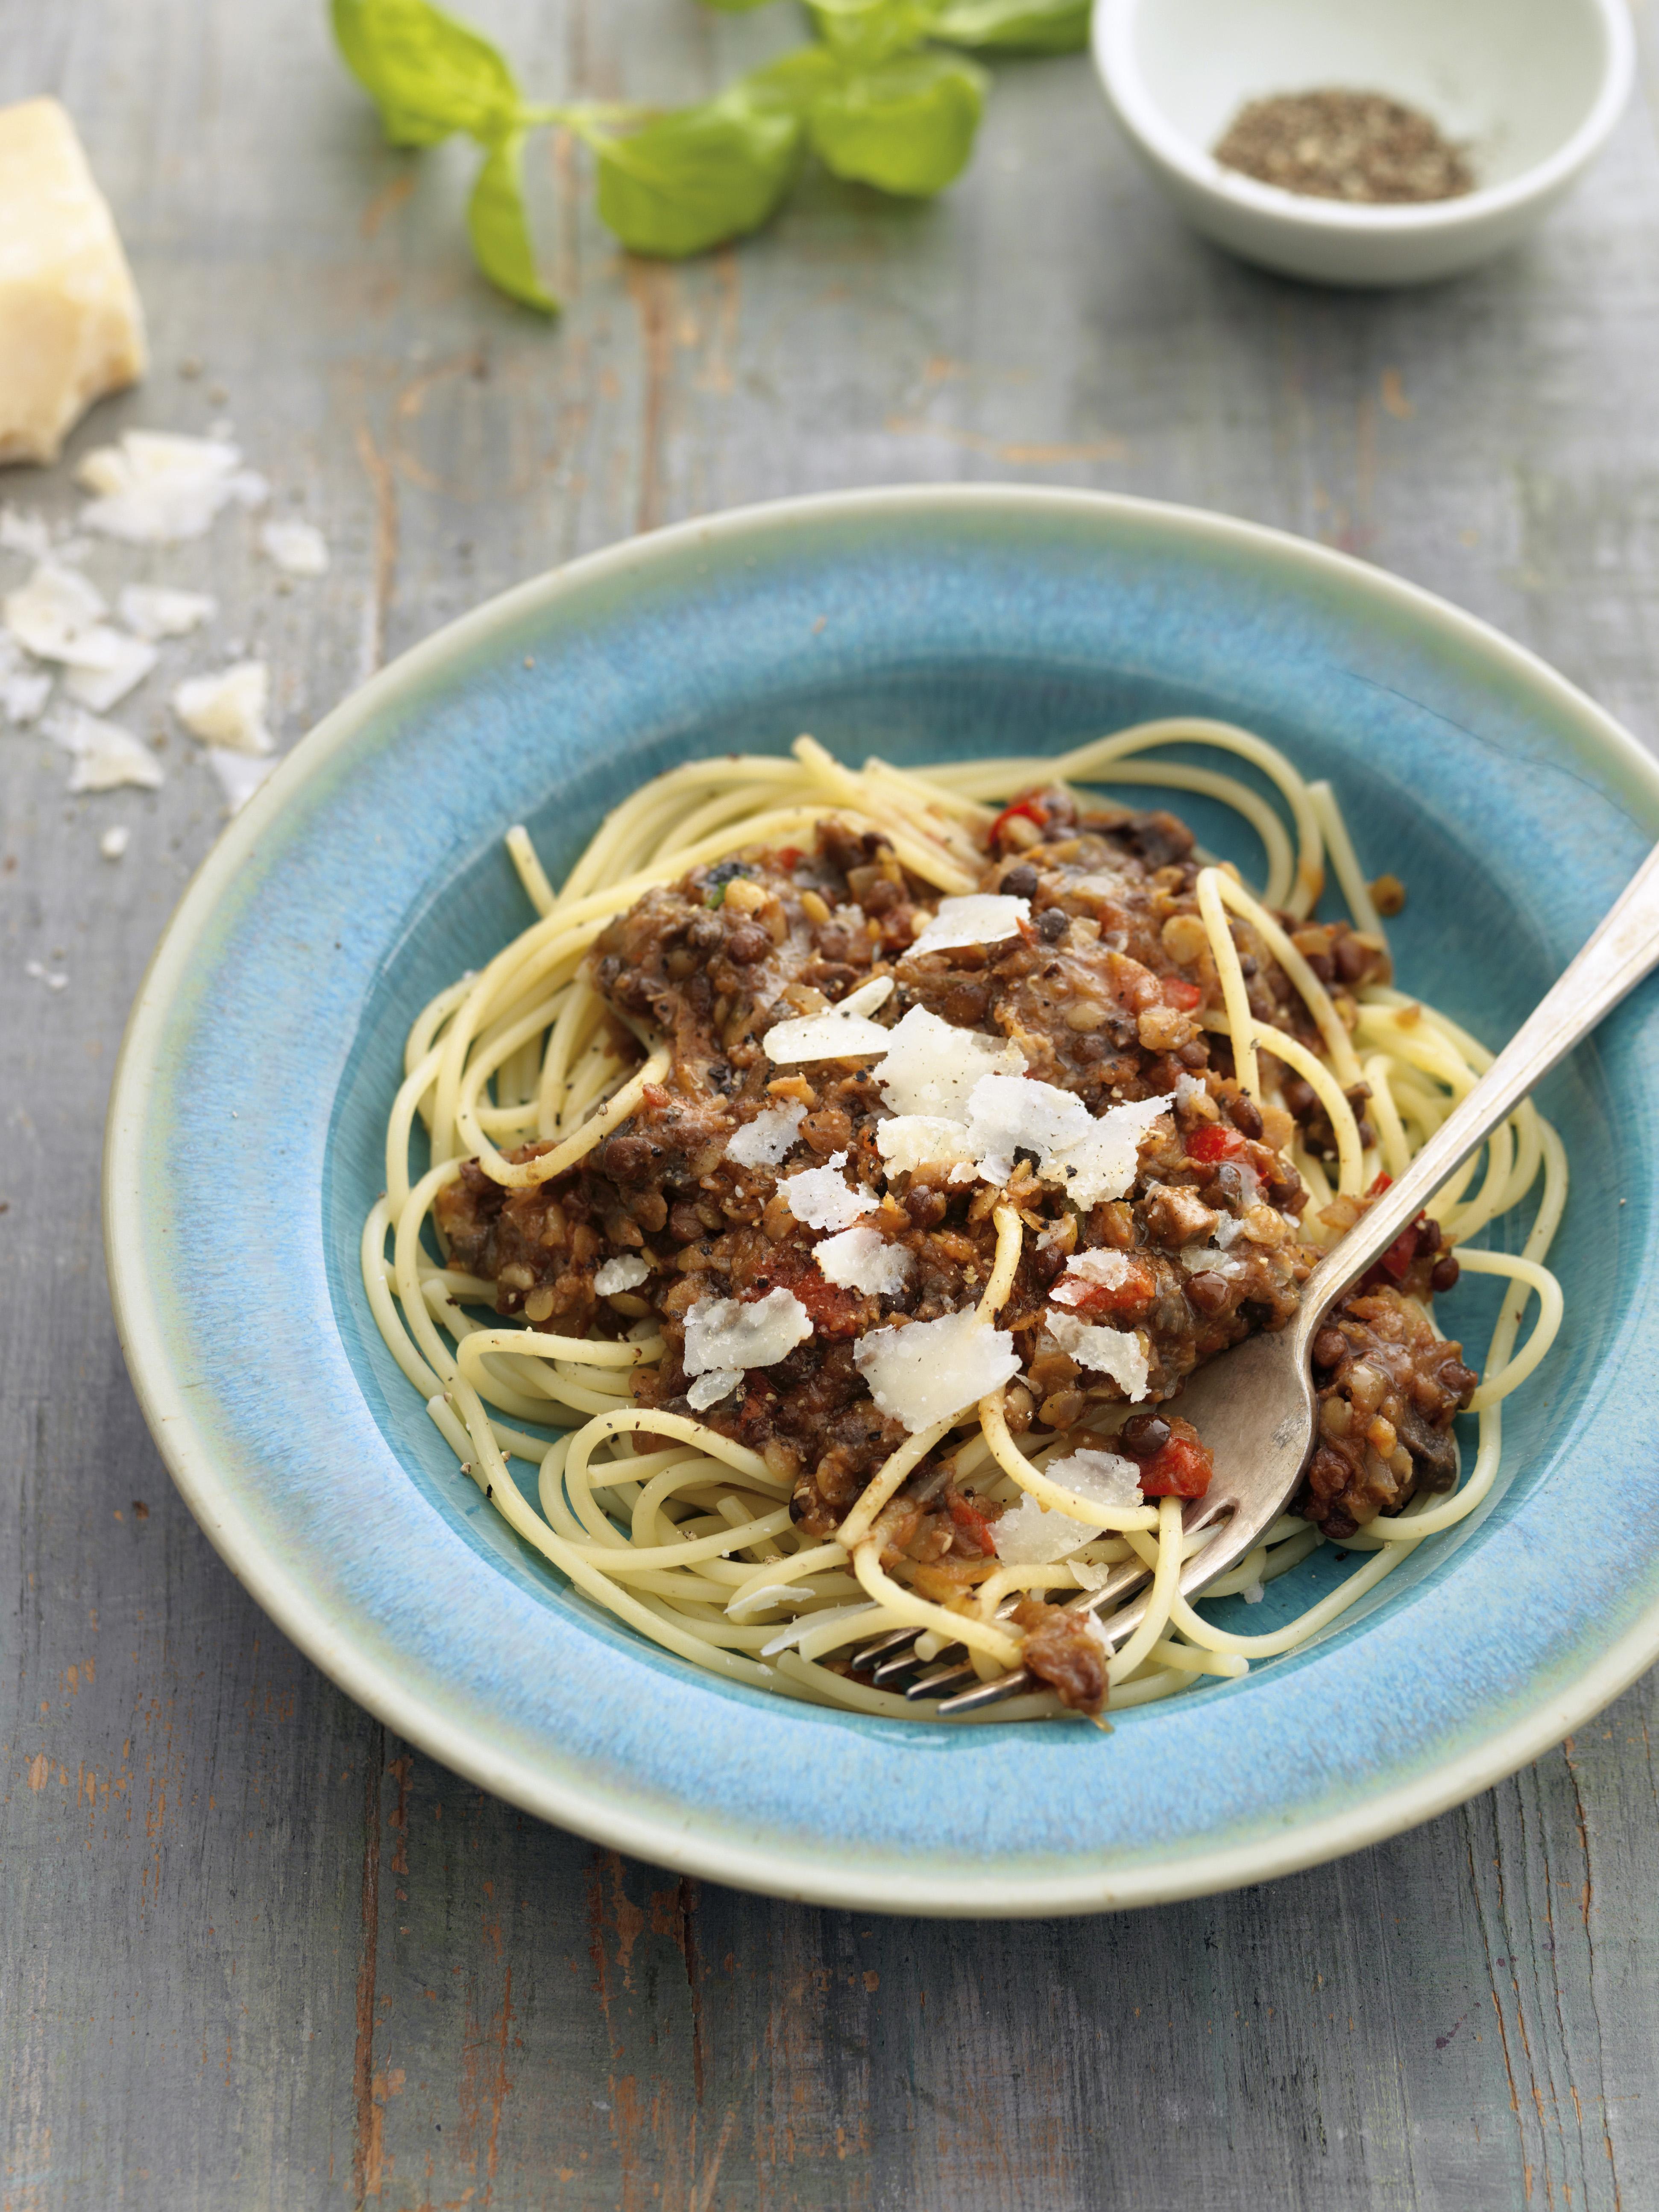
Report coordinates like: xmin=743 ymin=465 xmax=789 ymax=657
xmin=331 ymin=0 xmax=1087 ymax=308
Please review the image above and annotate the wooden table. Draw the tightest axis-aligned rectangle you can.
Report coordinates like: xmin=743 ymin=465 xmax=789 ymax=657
xmin=5 ymin=4 xmax=1658 ymax=2205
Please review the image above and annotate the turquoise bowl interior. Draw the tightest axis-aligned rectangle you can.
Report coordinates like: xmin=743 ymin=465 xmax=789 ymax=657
xmin=106 ymin=488 xmax=1659 ymax=1914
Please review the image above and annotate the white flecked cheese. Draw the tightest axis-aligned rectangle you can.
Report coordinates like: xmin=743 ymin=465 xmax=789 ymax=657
xmin=0 ymin=99 xmax=147 ymax=467
xmin=908 ymin=892 xmax=1029 ymax=956
xmin=852 ymin=1307 xmax=1020 ymax=1433
xmin=173 ymin=660 xmax=272 ymax=754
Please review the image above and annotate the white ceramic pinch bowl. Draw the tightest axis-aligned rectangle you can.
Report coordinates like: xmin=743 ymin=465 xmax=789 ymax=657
xmin=1091 ymin=0 xmax=1635 ymax=288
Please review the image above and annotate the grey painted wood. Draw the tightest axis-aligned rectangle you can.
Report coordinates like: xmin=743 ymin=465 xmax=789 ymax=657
xmin=3 ymin=0 xmax=1659 ymax=2204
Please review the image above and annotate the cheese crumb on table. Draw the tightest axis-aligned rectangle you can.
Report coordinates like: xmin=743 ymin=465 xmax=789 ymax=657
xmin=46 ymin=706 xmax=163 ymax=793
xmin=258 ymin=519 xmax=329 ymax=577
xmin=77 ymin=430 xmax=267 ymax=545
xmin=173 ymin=660 xmax=272 ymax=754
xmin=99 ymin=825 xmax=130 ymax=860
xmin=0 ymin=99 xmax=147 ymax=467
xmin=117 ymin=584 xmax=217 ymax=639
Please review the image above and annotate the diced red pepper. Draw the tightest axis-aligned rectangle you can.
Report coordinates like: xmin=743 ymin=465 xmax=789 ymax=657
xmin=1062 ymin=1256 xmax=1156 ymax=1318
xmin=1368 ymin=1171 xmax=1393 ymax=1195
xmin=1187 ymin=1123 xmax=1245 ymax=1165
xmin=1377 ymin=1228 xmax=1419 ymax=1282
xmin=1162 ymin=977 xmax=1202 ymax=1011
xmin=989 ymin=795 xmax=1050 ymax=845
xmin=947 ymin=1494 xmax=998 ymax=1557
xmin=776 ymin=847 xmax=803 ymax=870
xmin=1138 ymin=1433 xmax=1215 ymax=1499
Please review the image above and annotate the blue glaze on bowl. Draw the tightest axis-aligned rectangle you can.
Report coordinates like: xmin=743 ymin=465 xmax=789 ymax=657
xmin=106 ymin=489 xmax=1659 ymax=1913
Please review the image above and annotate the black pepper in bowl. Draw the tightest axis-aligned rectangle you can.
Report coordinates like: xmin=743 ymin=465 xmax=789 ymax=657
xmin=1213 ymin=89 xmax=1474 ymax=205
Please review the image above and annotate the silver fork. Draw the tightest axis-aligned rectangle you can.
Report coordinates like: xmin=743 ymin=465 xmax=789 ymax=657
xmin=929 ymin=836 xmax=1659 ymax=1719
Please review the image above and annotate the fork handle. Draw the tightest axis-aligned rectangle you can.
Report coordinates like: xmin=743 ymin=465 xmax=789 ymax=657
xmin=1300 ymin=836 xmax=1659 ymax=1329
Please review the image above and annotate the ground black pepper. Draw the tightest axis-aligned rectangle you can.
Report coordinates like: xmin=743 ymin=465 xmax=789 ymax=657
xmin=1213 ymin=89 xmax=1474 ymax=205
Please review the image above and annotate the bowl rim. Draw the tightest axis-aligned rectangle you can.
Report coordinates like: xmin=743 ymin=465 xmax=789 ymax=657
xmin=104 ymin=482 xmax=1659 ymax=1916
xmin=1091 ymin=0 xmax=1636 ymax=235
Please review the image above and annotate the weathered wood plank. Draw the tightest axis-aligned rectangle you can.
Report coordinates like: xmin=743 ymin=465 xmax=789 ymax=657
xmin=4 ymin=0 xmax=1659 ymax=2204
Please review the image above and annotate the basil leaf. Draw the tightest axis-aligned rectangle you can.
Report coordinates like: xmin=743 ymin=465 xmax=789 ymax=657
xmin=592 ymin=88 xmax=806 ymax=258
xmin=809 ymin=51 xmax=988 ymax=195
xmin=926 ymin=0 xmax=1090 ymax=53
xmin=331 ymin=0 xmax=520 ymax=147
xmin=740 ymin=46 xmax=843 ymax=117
xmin=466 ymin=133 xmax=559 ymax=312
xmin=807 ymin=0 xmax=932 ymax=67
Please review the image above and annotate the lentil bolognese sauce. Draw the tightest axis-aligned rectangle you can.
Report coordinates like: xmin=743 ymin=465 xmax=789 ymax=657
xmin=363 ymin=724 xmax=1566 ymax=1723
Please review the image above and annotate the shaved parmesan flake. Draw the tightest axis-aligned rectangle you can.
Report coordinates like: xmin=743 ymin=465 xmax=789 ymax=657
xmin=1047 ymin=1445 xmax=1144 ymax=1509
xmin=46 ymin=706 xmax=163 ymax=793
xmin=206 ymin=747 xmax=275 ymax=815
xmin=1046 ymin=1312 xmax=1151 ymax=1401
xmin=780 ymin=1152 xmax=871 ymax=1233
xmin=687 ymin=1369 xmax=742 ymax=1412
xmin=683 ymin=1289 xmax=812 ymax=1392
xmin=63 ymin=630 xmax=157 ymax=712
xmin=967 ymin=1075 xmax=1165 ymax=1208
xmin=815 ymin=1225 xmax=914 ymax=1297
xmin=1179 ymin=1242 xmax=1250 ymax=1282
xmin=992 ymin=1446 xmax=1145 ymax=1564
xmin=260 ymin=519 xmax=329 ymax=577
xmin=117 ymin=583 xmax=217 ymax=639
xmin=0 ymin=507 xmax=51 ymax=560
xmin=3 ymin=561 xmax=106 ymax=658
xmin=99 ymin=825 xmax=129 ymax=860
xmin=0 ymin=635 xmax=50 ymax=725
xmin=594 ymin=1255 xmax=650 ymax=1295
xmin=173 ymin=660 xmax=271 ymax=753
xmin=874 ymin=1114 xmax=978 ymax=1176
xmin=77 ymin=430 xmax=268 ymax=543
xmin=3 ymin=670 xmax=51 ymax=724
xmin=724 ymin=1099 xmax=806 ymax=1169
xmin=853 ymin=1307 xmax=1020 ymax=1433
xmin=909 ymin=892 xmax=1030 ymax=956
xmin=833 ymin=973 xmax=893 ymax=1018
xmin=1050 ymin=1249 xmax=1134 ymax=1307
xmin=873 ymin=1005 xmax=1026 ymax=1121
xmin=763 ymin=1002 xmax=891 ymax=1063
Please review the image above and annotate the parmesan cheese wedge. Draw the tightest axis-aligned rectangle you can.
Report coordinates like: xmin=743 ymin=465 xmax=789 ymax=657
xmin=0 ymin=99 xmax=147 ymax=467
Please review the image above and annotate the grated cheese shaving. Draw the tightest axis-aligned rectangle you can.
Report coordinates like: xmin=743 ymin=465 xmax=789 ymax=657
xmin=206 ymin=747 xmax=276 ymax=816
xmin=967 ymin=1074 xmax=1165 ymax=1207
xmin=853 ymin=1307 xmax=1020 ymax=1433
xmin=991 ymin=1449 xmax=1142 ymax=1565
xmin=683 ymin=1289 xmax=812 ymax=1406
xmin=815 ymin=1225 xmax=914 ymax=1297
xmin=77 ymin=429 xmax=268 ymax=544
xmin=908 ymin=892 xmax=1030 ymax=956
xmin=173 ymin=660 xmax=272 ymax=754
xmin=724 ymin=1099 xmax=806 ymax=1168
xmin=63 ymin=630 xmax=157 ymax=712
xmin=687 ymin=1369 xmax=742 ymax=1412
xmin=873 ymin=1005 xmax=1026 ymax=1121
xmin=45 ymin=706 xmax=163 ymax=793
xmin=259 ymin=519 xmax=330 ymax=577
xmin=1179 ymin=1242 xmax=1250 ymax=1282
xmin=874 ymin=1113 xmax=979 ymax=1176
xmin=99 ymin=825 xmax=129 ymax=860
xmin=1050 ymin=1248 xmax=1134 ymax=1307
xmin=594 ymin=1255 xmax=650 ymax=1295
xmin=0 ymin=633 xmax=50 ymax=724
xmin=117 ymin=583 xmax=217 ymax=639
xmin=779 ymin=1152 xmax=871 ymax=1232
xmin=3 ymin=560 xmax=106 ymax=659
xmin=1045 ymin=1312 xmax=1151 ymax=1400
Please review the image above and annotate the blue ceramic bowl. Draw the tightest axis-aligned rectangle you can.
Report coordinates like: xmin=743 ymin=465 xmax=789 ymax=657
xmin=105 ymin=488 xmax=1659 ymax=1914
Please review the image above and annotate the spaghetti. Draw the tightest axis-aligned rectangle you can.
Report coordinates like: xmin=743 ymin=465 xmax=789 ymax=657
xmin=362 ymin=723 xmax=1565 ymax=1723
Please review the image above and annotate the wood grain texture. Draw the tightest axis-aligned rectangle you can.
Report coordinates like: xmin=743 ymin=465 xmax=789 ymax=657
xmin=3 ymin=0 xmax=1659 ymax=2204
